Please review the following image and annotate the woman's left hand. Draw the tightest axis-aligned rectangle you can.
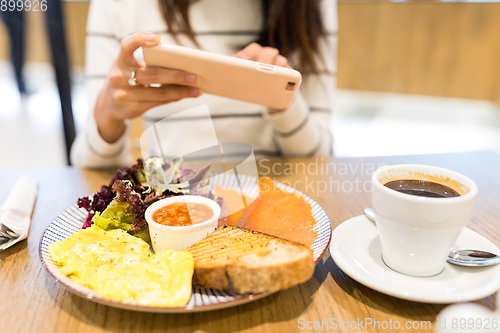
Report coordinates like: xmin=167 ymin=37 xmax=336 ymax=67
xmin=234 ymin=43 xmax=294 ymax=113
xmin=233 ymin=43 xmax=290 ymax=68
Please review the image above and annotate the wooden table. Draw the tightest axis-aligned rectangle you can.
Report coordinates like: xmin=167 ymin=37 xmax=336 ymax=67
xmin=1 ymin=152 xmax=500 ymax=333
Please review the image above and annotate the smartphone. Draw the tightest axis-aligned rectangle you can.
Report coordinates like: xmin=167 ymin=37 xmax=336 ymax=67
xmin=142 ymin=44 xmax=302 ymax=110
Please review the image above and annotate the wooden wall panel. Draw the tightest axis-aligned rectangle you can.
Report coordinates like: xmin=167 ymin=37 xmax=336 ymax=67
xmin=337 ymin=2 xmax=500 ymax=101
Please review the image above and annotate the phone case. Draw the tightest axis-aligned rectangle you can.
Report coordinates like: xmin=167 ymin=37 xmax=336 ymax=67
xmin=142 ymin=44 xmax=302 ymax=110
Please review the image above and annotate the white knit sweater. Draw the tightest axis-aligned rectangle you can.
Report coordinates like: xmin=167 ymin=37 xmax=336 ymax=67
xmin=70 ymin=0 xmax=337 ymax=167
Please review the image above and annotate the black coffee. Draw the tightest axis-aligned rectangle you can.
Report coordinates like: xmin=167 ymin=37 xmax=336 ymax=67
xmin=384 ymin=179 xmax=460 ymax=198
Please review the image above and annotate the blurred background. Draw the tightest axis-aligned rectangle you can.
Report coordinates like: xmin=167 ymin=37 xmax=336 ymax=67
xmin=1 ymin=0 xmax=500 ymax=169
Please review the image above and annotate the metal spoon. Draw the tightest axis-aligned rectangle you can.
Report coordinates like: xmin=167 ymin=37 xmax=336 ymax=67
xmin=363 ymin=207 xmax=500 ymax=267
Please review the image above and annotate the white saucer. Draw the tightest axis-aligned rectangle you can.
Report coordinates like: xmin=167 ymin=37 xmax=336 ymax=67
xmin=330 ymin=215 xmax=500 ymax=304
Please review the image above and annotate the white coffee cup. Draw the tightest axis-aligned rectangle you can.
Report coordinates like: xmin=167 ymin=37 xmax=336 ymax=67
xmin=371 ymin=164 xmax=478 ymax=277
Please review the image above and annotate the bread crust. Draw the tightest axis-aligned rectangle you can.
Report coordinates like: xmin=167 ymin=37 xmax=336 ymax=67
xmin=186 ymin=225 xmax=315 ymax=294
xmin=228 ymin=251 xmax=315 ymax=294
xmin=191 ymin=267 xmax=229 ymax=290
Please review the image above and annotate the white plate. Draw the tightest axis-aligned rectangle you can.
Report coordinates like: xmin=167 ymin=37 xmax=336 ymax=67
xmin=330 ymin=215 xmax=500 ymax=304
xmin=39 ymin=175 xmax=332 ymax=313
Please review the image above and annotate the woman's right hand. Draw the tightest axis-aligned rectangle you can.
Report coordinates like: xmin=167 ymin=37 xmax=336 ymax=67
xmin=94 ymin=32 xmax=201 ymax=143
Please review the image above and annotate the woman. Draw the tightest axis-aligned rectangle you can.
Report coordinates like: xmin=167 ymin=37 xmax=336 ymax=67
xmin=71 ymin=0 xmax=337 ymax=167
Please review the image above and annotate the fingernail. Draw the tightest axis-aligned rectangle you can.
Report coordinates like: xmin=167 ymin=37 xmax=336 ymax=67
xmin=185 ymin=74 xmax=197 ymax=83
xmin=189 ymin=88 xmax=200 ymax=97
xmin=145 ymin=33 xmax=159 ymax=42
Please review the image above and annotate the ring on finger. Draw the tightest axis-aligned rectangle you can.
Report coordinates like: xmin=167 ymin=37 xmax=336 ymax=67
xmin=128 ymin=69 xmax=137 ymax=87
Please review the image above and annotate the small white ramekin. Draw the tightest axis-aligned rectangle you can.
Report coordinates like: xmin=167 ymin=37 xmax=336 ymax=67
xmin=145 ymin=195 xmax=221 ymax=252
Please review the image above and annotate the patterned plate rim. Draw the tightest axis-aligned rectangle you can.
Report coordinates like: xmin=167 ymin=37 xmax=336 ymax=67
xmin=39 ymin=180 xmax=332 ymax=313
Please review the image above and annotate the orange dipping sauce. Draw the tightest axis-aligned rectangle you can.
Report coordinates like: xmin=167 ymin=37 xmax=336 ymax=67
xmin=152 ymin=202 xmax=214 ymax=226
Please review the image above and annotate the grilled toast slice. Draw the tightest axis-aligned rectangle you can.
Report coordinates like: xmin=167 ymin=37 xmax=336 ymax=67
xmin=185 ymin=225 xmax=315 ymax=294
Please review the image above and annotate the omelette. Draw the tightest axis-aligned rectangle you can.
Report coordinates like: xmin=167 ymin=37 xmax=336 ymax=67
xmin=49 ymin=225 xmax=193 ymax=307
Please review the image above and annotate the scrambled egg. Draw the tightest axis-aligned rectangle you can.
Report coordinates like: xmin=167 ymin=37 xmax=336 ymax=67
xmin=49 ymin=226 xmax=193 ymax=307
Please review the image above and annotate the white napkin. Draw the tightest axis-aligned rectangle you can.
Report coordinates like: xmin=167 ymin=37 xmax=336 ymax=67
xmin=0 ymin=176 xmax=37 ymax=251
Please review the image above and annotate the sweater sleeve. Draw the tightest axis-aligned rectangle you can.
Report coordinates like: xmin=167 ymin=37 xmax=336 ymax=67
xmin=70 ymin=0 xmax=132 ymax=168
xmin=264 ymin=0 xmax=336 ymax=157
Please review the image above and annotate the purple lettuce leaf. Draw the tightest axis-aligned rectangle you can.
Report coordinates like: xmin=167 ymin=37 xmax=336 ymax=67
xmin=76 ymin=158 xmax=221 ymax=235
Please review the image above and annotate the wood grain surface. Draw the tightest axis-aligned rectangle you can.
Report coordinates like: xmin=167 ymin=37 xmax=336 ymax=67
xmin=1 ymin=152 xmax=499 ymax=333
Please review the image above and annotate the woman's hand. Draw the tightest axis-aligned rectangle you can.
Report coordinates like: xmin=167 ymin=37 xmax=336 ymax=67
xmin=233 ymin=42 xmax=289 ymax=68
xmin=234 ymin=43 xmax=292 ymax=113
xmin=94 ymin=32 xmax=201 ymax=143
